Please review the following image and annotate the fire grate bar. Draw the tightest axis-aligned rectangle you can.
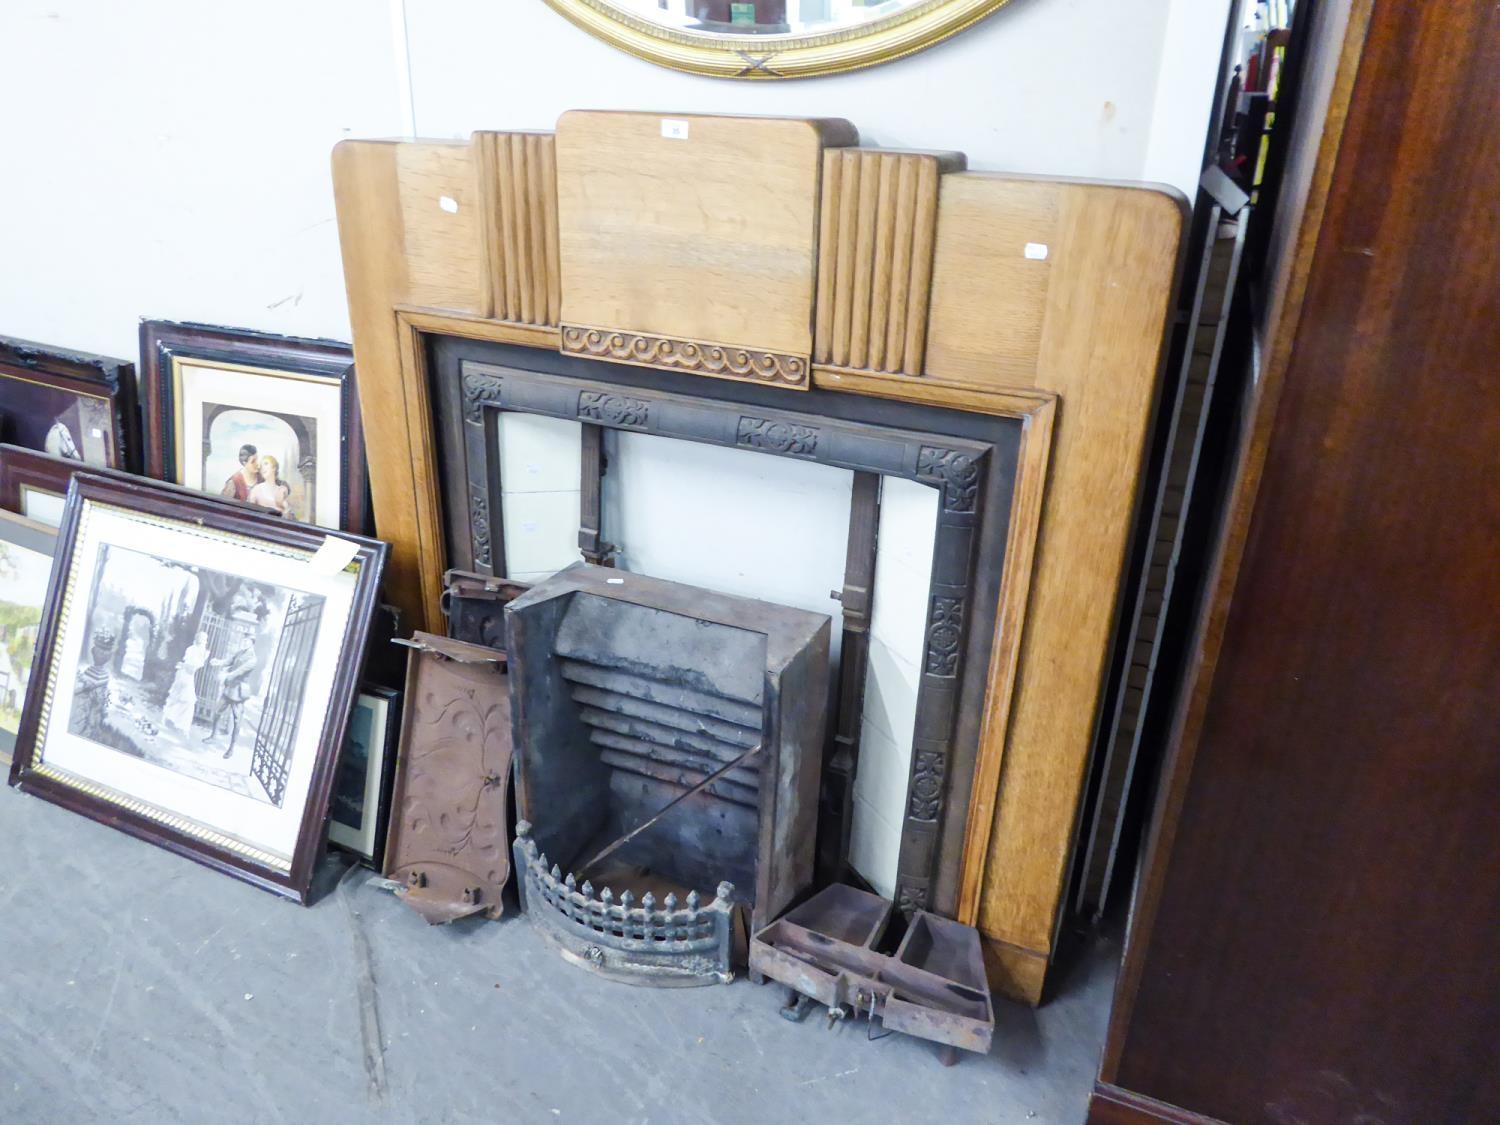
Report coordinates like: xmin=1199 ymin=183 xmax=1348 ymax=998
xmin=558 ymin=658 xmax=763 ymax=730
xmin=515 ymin=821 xmax=737 ymax=986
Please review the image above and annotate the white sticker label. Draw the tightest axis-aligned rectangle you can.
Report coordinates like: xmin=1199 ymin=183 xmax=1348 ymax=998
xmin=661 ymin=119 xmax=690 ymax=141
xmin=90 ymin=428 xmax=104 ymax=438
xmin=439 ymin=195 xmax=459 ymax=214
xmin=308 ymin=535 xmax=360 ymax=575
xmin=522 ymin=521 xmax=539 ymax=534
xmin=526 ymin=462 xmax=541 ymax=475
xmin=1024 ymin=242 xmax=1050 ymax=261
xmin=606 ymin=577 xmax=625 ymax=585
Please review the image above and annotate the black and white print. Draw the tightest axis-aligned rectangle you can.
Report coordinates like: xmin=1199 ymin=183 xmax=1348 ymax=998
xmin=67 ymin=544 xmax=325 ymax=808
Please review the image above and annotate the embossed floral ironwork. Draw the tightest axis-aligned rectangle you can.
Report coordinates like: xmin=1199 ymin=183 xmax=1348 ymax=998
xmin=924 ymin=595 xmax=964 ymax=676
xmin=897 ymin=883 xmax=929 ymax=914
xmin=735 ymin=417 xmax=820 ymax=456
xmin=561 ymin=325 xmax=809 ymax=388
xmin=462 ymin=371 xmax=505 ymax=422
xmin=470 ymin=489 xmax=492 ymax=567
xmin=917 ymin=446 xmax=981 ymax=513
xmin=908 ymin=749 xmax=946 ymax=821
xmin=577 ymin=390 xmax=650 ymax=427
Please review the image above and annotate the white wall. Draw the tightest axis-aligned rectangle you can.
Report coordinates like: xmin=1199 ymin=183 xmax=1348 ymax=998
xmin=1 ymin=0 xmax=1225 ymax=361
xmin=0 ymin=2 xmax=406 ymax=360
xmin=1143 ymin=0 xmax=1232 ymax=192
xmin=403 ymin=0 xmax=1209 ymax=189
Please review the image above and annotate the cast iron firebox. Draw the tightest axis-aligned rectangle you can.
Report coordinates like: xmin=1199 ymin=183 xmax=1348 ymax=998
xmin=506 ymin=563 xmax=829 ymax=985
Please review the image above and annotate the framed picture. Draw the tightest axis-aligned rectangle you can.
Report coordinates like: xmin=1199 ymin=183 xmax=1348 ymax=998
xmin=140 ymin=321 xmax=368 ymax=533
xmin=0 ymin=336 xmax=139 ymax=472
xmin=327 ymin=685 xmax=401 ymax=866
xmin=0 ymin=443 xmax=103 ymax=528
xmin=0 ymin=512 xmax=57 ymax=764
xmin=9 ymin=472 xmax=388 ymax=902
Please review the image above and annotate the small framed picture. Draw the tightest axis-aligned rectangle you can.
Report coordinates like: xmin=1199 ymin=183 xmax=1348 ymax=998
xmin=140 ymin=322 xmax=368 ymax=533
xmin=0 ymin=512 xmax=57 ymax=764
xmin=0 ymin=444 xmax=98 ymax=528
xmin=0 ymin=336 xmax=139 ymax=471
xmin=328 ymin=685 xmax=401 ymax=866
xmin=9 ymin=472 xmax=388 ymax=902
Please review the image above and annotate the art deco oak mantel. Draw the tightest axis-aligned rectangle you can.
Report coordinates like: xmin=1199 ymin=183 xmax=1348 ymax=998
xmin=331 ymin=109 xmax=1184 ymax=1004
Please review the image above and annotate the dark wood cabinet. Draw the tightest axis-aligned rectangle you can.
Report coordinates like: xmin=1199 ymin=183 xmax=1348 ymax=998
xmin=1092 ymin=1 xmax=1500 ymax=1121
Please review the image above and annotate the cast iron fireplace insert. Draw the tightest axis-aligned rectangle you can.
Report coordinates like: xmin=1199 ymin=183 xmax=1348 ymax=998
xmin=506 ymin=563 xmax=830 ymax=984
xmin=429 ymin=336 xmax=1022 ymax=918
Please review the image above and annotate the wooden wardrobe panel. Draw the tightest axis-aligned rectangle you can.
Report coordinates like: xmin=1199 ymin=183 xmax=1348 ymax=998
xmin=1099 ymin=2 xmax=1500 ymax=1120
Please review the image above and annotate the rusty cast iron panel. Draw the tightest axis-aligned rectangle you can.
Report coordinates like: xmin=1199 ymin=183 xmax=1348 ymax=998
xmin=750 ymin=883 xmax=994 ymax=1058
xmin=383 ymin=633 xmax=514 ymax=924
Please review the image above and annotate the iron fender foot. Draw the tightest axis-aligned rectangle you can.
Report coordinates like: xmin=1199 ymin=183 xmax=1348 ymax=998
xmin=938 ymin=1044 xmax=960 ymax=1067
xmin=779 ymin=990 xmax=816 ymax=1023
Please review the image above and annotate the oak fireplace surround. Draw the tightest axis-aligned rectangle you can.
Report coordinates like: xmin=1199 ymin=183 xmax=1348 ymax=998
xmin=332 ymin=109 xmax=1183 ymax=1002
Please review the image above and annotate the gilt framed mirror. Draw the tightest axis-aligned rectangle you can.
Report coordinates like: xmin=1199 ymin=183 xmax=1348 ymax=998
xmin=542 ymin=0 xmax=1017 ymax=78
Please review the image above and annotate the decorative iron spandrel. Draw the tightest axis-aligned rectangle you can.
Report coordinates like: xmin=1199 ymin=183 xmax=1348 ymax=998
xmin=383 ymin=632 xmax=514 ymax=924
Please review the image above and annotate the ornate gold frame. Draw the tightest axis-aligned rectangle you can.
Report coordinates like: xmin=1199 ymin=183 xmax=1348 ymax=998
xmin=541 ymin=0 xmax=1019 ymax=79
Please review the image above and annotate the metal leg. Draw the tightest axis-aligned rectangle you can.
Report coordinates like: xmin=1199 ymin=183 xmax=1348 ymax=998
xmin=779 ymin=990 xmax=815 ymax=1023
xmin=938 ymin=1044 xmax=960 ymax=1068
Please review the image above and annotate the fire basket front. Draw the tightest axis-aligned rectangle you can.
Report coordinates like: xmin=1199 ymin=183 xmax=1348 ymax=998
xmin=506 ymin=564 xmax=829 ymax=986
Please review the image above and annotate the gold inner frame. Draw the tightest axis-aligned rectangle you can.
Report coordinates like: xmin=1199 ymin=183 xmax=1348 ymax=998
xmin=541 ymin=0 xmax=1019 ymax=78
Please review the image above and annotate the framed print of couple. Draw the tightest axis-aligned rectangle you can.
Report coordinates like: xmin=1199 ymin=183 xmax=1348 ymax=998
xmin=8 ymin=472 xmax=387 ymax=902
xmin=140 ymin=322 xmax=369 ymax=533
xmin=0 ymin=336 xmax=139 ymax=473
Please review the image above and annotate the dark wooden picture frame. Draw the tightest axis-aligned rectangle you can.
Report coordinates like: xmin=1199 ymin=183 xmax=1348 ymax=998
xmin=8 ymin=472 xmax=388 ymax=902
xmin=139 ymin=321 xmax=369 ymax=534
xmin=327 ymin=683 xmax=402 ymax=869
xmin=0 ymin=335 xmax=140 ymax=473
xmin=0 ymin=443 xmax=120 ymax=527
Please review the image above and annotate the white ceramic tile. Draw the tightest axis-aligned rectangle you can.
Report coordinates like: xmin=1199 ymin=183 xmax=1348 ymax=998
xmin=505 ymin=570 xmax=557 ymax=585
xmin=869 ymin=476 xmax=939 ymax=658
xmin=604 ymin=430 xmax=850 ymax=660
xmin=500 ymin=490 xmax=581 ymax=576
xmin=496 ymin=413 xmax=582 ymax=494
xmin=853 ymin=719 xmax=912 ymax=830
xmin=850 ymin=794 xmax=900 ymax=899
xmin=862 ymin=634 xmax=921 ymax=744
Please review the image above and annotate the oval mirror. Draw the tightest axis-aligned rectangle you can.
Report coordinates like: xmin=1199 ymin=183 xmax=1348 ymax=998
xmin=543 ymin=0 xmax=1017 ymax=79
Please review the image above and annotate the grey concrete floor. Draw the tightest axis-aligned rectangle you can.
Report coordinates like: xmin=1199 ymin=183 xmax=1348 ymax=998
xmin=0 ymin=787 xmax=1117 ymax=1124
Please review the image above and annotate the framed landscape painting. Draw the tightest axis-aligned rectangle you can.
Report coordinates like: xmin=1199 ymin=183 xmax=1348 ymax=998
xmin=0 ymin=512 xmax=56 ymax=763
xmin=327 ymin=685 xmax=401 ymax=866
xmin=0 ymin=336 xmax=140 ymax=472
xmin=140 ymin=322 xmax=368 ymax=533
xmin=8 ymin=472 xmax=387 ymax=901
